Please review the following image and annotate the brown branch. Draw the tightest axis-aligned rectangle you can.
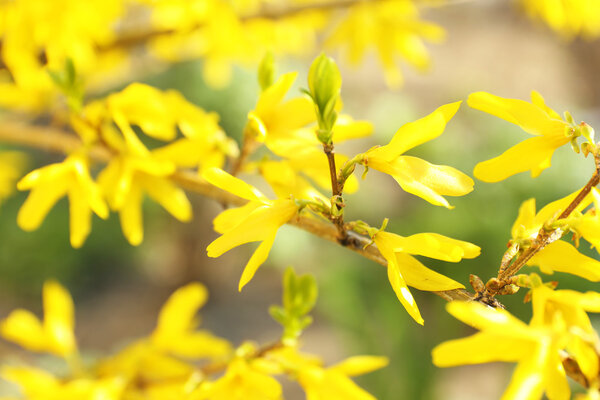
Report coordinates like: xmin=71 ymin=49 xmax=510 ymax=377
xmin=323 ymin=143 xmax=348 ymax=243
xmin=0 ymin=118 xmax=470 ymax=306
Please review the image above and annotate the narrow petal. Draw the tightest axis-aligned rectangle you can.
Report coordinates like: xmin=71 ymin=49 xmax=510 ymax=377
xmin=141 ymin=175 xmax=192 ymax=222
xmin=0 ymin=310 xmax=47 ymax=352
xmin=387 ymin=260 xmax=423 ymax=325
xmin=207 ymin=201 xmax=296 ymax=258
xmin=432 ymin=332 xmax=527 ymax=367
xmin=527 ymin=240 xmax=600 ymax=281
xmin=543 ymin=350 xmax=570 ymax=400
xmin=68 ymin=186 xmax=92 ymax=248
xmin=474 ymin=135 xmax=567 ymax=182
xmin=43 ymin=280 xmax=76 ymax=356
xmin=468 ymin=92 xmax=567 ymax=136
xmin=17 ymin=179 xmax=69 ymax=231
xmin=367 ymin=101 xmax=461 ymax=160
xmin=331 ymin=356 xmax=389 ymax=376
xmin=239 ymin=233 xmax=277 ymax=291
xmin=396 ymin=253 xmax=464 ymax=291
xmin=119 ymin=184 xmax=144 ymax=246
xmin=202 ymin=167 xmax=266 ymax=202
xmin=445 ymin=301 xmax=531 ymax=336
xmin=213 ymin=202 xmax=263 ymax=234
xmin=255 ymin=72 xmax=297 ymax=117
xmin=501 ymin=353 xmax=545 ymax=400
xmin=511 ymin=198 xmax=537 ymax=240
xmin=153 ymin=283 xmax=208 ymax=343
xmin=332 ymin=116 xmax=373 ymax=142
xmin=395 ymin=232 xmax=480 ymax=262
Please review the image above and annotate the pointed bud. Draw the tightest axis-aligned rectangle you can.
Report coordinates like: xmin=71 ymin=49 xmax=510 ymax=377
xmin=258 ymin=52 xmax=276 ymax=92
xmin=469 ymin=274 xmax=485 ymax=293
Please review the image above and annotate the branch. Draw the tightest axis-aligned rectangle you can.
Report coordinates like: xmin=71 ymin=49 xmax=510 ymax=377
xmin=0 ymin=118 xmax=471 ymax=305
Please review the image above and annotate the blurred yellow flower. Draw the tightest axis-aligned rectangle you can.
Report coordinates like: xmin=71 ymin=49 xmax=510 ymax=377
xmin=151 ymin=282 xmax=232 ymax=359
xmin=326 ymin=0 xmax=445 ymax=87
xmin=469 ymin=91 xmax=572 ymax=182
xmin=520 ymin=0 xmax=600 ymax=39
xmin=433 ymin=301 xmax=571 ymax=400
xmin=362 ymin=101 xmax=473 ymax=208
xmin=17 ymin=152 xmax=108 ymax=248
xmin=98 ymin=121 xmax=192 ymax=246
xmin=1 ymin=280 xmax=76 ymax=357
xmin=203 ymin=168 xmax=299 ymax=290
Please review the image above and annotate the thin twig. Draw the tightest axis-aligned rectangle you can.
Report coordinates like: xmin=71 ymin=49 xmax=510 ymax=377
xmin=323 ymin=143 xmax=348 ymax=243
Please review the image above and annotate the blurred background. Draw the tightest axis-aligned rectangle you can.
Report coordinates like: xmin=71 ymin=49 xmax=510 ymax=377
xmin=1 ymin=0 xmax=600 ymax=398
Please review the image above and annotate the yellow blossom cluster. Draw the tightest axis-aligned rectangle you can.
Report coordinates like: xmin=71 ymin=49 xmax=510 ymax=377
xmin=519 ymin=0 xmax=600 ymax=39
xmin=0 ymin=277 xmax=387 ymax=400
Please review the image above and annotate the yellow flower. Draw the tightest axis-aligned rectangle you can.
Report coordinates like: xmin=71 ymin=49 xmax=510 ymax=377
xmin=2 ymin=366 xmax=125 ymax=400
xmin=0 ymin=151 xmax=27 ymax=207
xmin=203 ymin=168 xmax=299 ymax=290
xmin=192 ymin=358 xmax=282 ymax=400
xmin=17 ymin=152 xmax=108 ymax=248
xmin=0 ymin=280 xmax=76 ymax=357
xmin=362 ymin=101 xmax=473 ymax=208
xmin=520 ymin=0 xmax=600 ymax=39
xmin=326 ymin=0 xmax=445 ymax=87
xmin=151 ymin=282 xmax=232 ymax=359
xmin=469 ymin=91 xmax=572 ymax=182
xmin=372 ymin=230 xmax=479 ymax=325
xmin=433 ymin=301 xmax=571 ymax=400
xmin=266 ymin=346 xmax=387 ymax=400
xmin=98 ymin=120 xmax=192 ymax=246
xmin=572 ymin=188 xmax=600 ymax=251
xmin=259 ymin=159 xmax=329 ymax=203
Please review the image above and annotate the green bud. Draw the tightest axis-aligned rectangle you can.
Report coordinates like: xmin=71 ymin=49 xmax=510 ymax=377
xmin=258 ymin=51 xmax=276 ymax=92
xmin=308 ymin=53 xmax=341 ymax=112
xmin=515 ymin=274 xmax=531 ymax=288
xmin=570 ymin=137 xmax=581 ymax=154
xmin=564 ymin=111 xmax=574 ymax=125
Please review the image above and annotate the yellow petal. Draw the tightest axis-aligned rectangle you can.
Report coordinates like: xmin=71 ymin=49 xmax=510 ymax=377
xmin=165 ymin=330 xmax=232 ymax=360
xmin=153 ymin=283 xmax=208 ymax=344
xmin=43 ymin=280 xmax=76 ymax=356
xmin=474 ymin=135 xmax=568 ymax=182
xmin=445 ymin=301 xmax=531 ymax=336
xmin=332 ymin=116 xmax=373 ymax=142
xmin=119 ymin=184 xmax=144 ymax=246
xmin=395 ymin=253 xmax=464 ymax=291
xmin=432 ymin=332 xmax=528 ymax=367
xmin=542 ymin=350 xmax=570 ymax=400
xmin=17 ymin=178 xmax=69 ymax=231
xmin=255 ymin=72 xmax=297 ymax=118
xmin=202 ymin=167 xmax=266 ymax=202
xmin=0 ymin=310 xmax=47 ymax=352
xmin=395 ymin=232 xmax=480 ymax=262
xmin=68 ymin=185 xmax=93 ymax=248
xmin=331 ymin=356 xmax=389 ymax=376
xmin=239 ymin=233 xmax=277 ymax=291
xmin=371 ymin=156 xmax=473 ymax=208
xmin=367 ymin=101 xmax=461 ymax=161
xmin=511 ymin=198 xmax=537 ymax=240
xmin=207 ymin=200 xmax=296 ymax=258
xmin=501 ymin=349 xmax=545 ymax=400
xmin=530 ymin=91 xmax=562 ymax=120
xmin=141 ymin=175 xmax=192 ymax=222
xmin=468 ymin=92 xmax=567 ymax=136
xmin=527 ymin=240 xmax=600 ymax=281
xmin=213 ymin=202 xmax=263 ymax=234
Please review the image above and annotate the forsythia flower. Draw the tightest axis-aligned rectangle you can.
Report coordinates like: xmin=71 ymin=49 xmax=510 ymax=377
xmin=267 ymin=347 xmax=388 ymax=400
xmin=249 ymin=71 xmax=371 ymax=194
xmin=371 ymin=229 xmax=479 ymax=324
xmin=326 ymin=0 xmax=445 ymax=87
xmin=519 ymin=0 xmax=600 ymax=39
xmin=469 ymin=91 xmax=573 ymax=182
xmin=98 ymin=120 xmax=192 ymax=246
xmin=433 ymin=301 xmax=571 ymax=400
xmin=0 ymin=280 xmax=76 ymax=357
xmin=2 ymin=367 xmax=125 ymax=400
xmin=17 ymin=152 xmax=108 ymax=248
xmin=150 ymin=282 xmax=232 ymax=359
xmin=203 ymin=167 xmax=299 ymax=290
xmin=511 ymin=193 xmax=600 ymax=281
xmin=361 ymin=101 xmax=474 ymax=208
